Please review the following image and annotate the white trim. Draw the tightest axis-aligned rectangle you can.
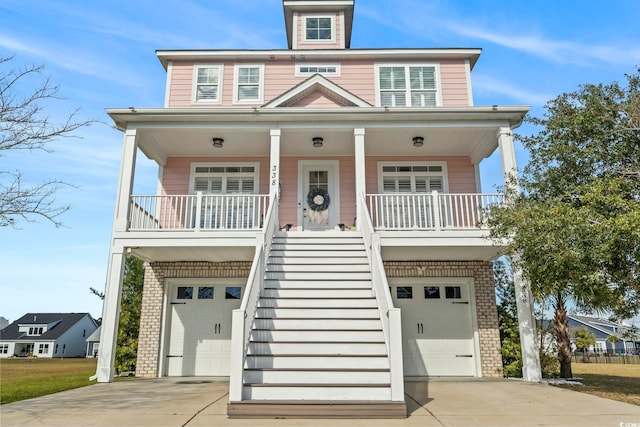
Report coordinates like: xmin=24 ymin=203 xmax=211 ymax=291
xmin=374 ymin=63 xmax=442 ymax=108
xmin=474 ymin=163 xmax=481 ymax=193
xmin=292 ymin=13 xmax=299 ymax=50
xmin=388 ymin=276 xmax=480 ymax=377
xmin=297 ymin=160 xmax=341 ymax=231
xmin=465 ymin=59 xmax=474 ymax=106
xmin=232 ymin=64 xmax=265 ymax=104
xmin=263 ymin=74 xmax=369 ymax=108
xmin=301 ymin=13 xmax=336 ymax=44
xmin=191 ymin=64 xmax=224 ymax=105
xmin=339 ymin=11 xmax=346 ymax=48
xmin=189 ymin=162 xmax=261 ymax=194
xmin=164 ymin=60 xmax=173 ymax=108
xmin=377 ymin=161 xmax=449 ymax=193
xmin=295 ymin=63 xmax=341 ymax=77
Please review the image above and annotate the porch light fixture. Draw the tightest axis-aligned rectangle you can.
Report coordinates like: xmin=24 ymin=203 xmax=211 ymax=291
xmin=412 ymin=136 xmax=424 ymax=147
xmin=312 ymin=136 xmax=324 ymax=147
xmin=212 ymin=137 xmax=224 ymax=148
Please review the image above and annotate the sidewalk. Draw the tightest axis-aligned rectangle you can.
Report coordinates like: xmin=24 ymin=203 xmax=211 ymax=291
xmin=2 ymin=378 xmax=640 ymax=426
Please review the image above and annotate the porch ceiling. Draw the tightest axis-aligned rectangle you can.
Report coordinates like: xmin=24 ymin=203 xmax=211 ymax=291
xmin=108 ymin=107 xmax=528 ymax=165
xmin=130 ymin=246 xmax=256 ymax=263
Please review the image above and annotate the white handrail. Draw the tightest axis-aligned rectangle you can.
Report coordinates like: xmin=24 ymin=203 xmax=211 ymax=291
xmin=128 ymin=194 xmax=269 ymax=231
xmin=358 ymin=192 xmax=405 ymax=402
xmin=228 ymin=194 xmax=278 ymax=402
xmin=366 ymin=192 xmax=503 ymax=230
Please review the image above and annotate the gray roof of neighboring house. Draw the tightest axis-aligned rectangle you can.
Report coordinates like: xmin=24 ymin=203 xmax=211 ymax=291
xmin=0 ymin=313 xmax=96 ymax=341
xmin=569 ymin=315 xmax=639 ymax=340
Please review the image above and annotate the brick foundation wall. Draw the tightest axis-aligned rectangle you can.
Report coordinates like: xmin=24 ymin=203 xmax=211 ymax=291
xmin=135 ymin=261 xmax=251 ymax=378
xmin=384 ymin=261 xmax=503 ymax=377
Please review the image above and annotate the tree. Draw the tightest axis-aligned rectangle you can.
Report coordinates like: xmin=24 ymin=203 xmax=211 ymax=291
xmin=573 ymin=327 xmax=596 ymax=362
xmin=486 ymin=69 xmax=640 ymax=378
xmin=0 ymin=55 xmax=93 ymax=227
xmin=606 ymin=334 xmax=619 ymax=354
xmin=91 ymin=256 xmax=144 ymax=374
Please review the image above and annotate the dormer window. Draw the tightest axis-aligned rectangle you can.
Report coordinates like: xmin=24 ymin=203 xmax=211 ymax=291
xmin=28 ymin=327 xmax=44 ymax=336
xmin=304 ymin=15 xmax=334 ymax=42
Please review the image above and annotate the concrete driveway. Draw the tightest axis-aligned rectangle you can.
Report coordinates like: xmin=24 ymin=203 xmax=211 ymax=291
xmin=2 ymin=378 xmax=639 ymax=427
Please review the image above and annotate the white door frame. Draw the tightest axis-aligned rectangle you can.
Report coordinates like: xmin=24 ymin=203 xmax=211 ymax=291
xmin=297 ymin=160 xmax=341 ymax=231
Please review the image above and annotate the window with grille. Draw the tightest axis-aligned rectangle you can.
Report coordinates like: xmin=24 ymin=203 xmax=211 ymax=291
xmin=304 ymin=16 xmax=334 ymax=41
xmin=379 ymin=163 xmax=446 ymax=193
xmin=193 ymin=65 xmax=223 ymax=103
xmin=192 ymin=165 xmax=257 ymax=194
xmin=376 ymin=65 xmax=439 ymax=107
xmin=234 ymin=65 xmax=264 ymax=103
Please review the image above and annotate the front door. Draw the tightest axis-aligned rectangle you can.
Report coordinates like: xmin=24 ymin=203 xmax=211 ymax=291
xmin=298 ymin=161 xmax=340 ymax=231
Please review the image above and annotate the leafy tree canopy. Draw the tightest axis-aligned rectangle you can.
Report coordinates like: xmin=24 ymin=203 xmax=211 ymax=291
xmin=487 ymin=69 xmax=640 ymax=377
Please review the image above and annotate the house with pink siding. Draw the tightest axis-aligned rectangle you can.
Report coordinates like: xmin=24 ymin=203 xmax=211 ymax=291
xmin=97 ymin=0 xmax=541 ymax=418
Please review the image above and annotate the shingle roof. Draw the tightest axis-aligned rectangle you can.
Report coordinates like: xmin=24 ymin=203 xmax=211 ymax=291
xmin=0 ymin=313 xmax=95 ymax=341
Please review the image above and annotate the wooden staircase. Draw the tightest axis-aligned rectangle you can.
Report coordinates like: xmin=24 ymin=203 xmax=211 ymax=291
xmin=227 ymin=231 xmax=406 ymax=418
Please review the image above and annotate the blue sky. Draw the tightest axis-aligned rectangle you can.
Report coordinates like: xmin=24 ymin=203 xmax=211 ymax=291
xmin=1 ymin=0 xmax=639 ymax=325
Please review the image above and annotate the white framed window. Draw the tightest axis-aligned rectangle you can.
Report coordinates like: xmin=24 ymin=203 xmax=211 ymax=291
xmin=38 ymin=343 xmax=49 ymax=354
xmin=0 ymin=344 xmax=8 ymax=354
xmin=233 ymin=64 xmax=264 ymax=103
xmin=303 ymin=15 xmax=335 ymax=42
xmin=28 ymin=327 xmax=44 ymax=336
xmin=378 ymin=162 xmax=448 ymax=193
xmin=594 ymin=341 xmax=605 ymax=352
xmin=190 ymin=163 xmax=259 ymax=195
xmin=375 ymin=64 xmax=441 ymax=107
xmin=192 ymin=65 xmax=223 ymax=104
xmin=295 ymin=63 xmax=340 ymax=77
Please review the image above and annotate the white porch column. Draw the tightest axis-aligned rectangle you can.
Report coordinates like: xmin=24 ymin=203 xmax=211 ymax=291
xmin=269 ymin=129 xmax=281 ymax=199
xmin=113 ymin=128 xmax=138 ymax=232
xmin=96 ymin=248 xmax=126 ymax=382
xmin=354 ymin=128 xmax=366 ymax=228
xmin=95 ymin=128 xmax=138 ymax=383
xmin=497 ymin=127 xmax=542 ymax=382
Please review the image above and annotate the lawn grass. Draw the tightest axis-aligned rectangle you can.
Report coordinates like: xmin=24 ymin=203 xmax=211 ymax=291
xmin=0 ymin=358 xmax=97 ymax=405
xmin=556 ymin=362 xmax=640 ymax=406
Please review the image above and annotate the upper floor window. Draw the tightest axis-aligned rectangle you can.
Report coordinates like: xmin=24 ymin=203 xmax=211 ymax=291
xmin=376 ymin=65 xmax=440 ymax=107
xmin=304 ymin=16 xmax=334 ymax=42
xmin=191 ymin=163 xmax=259 ymax=195
xmin=28 ymin=327 xmax=44 ymax=336
xmin=193 ymin=65 xmax=223 ymax=104
xmin=378 ymin=162 xmax=447 ymax=193
xmin=296 ymin=63 xmax=340 ymax=77
xmin=234 ymin=65 xmax=264 ymax=103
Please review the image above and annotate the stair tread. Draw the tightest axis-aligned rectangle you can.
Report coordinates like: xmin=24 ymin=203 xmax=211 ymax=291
xmin=244 ymin=383 xmax=390 ymax=388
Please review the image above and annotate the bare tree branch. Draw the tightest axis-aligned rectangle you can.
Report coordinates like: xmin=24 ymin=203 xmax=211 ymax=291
xmin=0 ymin=54 xmax=95 ymax=227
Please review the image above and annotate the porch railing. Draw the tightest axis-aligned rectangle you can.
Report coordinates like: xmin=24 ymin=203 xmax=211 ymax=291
xmin=357 ymin=193 xmax=405 ymax=402
xmin=366 ymin=192 xmax=504 ymax=231
xmin=229 ymin=193 xmax=279 ymax=402
xmin=128 ymin=193 xmax=269 ymax=231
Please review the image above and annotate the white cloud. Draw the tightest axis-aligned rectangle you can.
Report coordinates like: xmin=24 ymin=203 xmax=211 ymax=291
xmin=473 ymin=75 xmax=552 ymax=106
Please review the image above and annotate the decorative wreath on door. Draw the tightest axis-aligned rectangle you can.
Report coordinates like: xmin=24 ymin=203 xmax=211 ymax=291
xmin=306 ymin=188 xmax=330 ymax=211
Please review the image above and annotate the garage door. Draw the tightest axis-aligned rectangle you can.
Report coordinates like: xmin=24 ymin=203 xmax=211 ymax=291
xmin=392 ymin=282 xmax=476 ymax=376
xmin=166 ymin=284 xmax=242 ymax=376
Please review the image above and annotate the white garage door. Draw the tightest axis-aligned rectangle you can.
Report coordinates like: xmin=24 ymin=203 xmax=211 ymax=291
xmin=392 ymin=281 xmax=476 ymax=377
xmin=166 ymin=284 xmax=242 ymax=376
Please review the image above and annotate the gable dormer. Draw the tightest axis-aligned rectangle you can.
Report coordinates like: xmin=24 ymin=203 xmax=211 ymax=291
xmin=283 ymin=0 xmax=355 ymax=50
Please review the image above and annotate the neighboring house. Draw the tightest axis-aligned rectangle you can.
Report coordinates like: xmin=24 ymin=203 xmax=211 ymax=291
xmin=97 ymin=0 xmax=536 ymax=417
xmin=0 ymin=313 xmax=98 ymax=358
xmin=86 ymin=325 xmax=101 ymax=358
xmin=568 ymin=315 xmax=640 ymax=355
